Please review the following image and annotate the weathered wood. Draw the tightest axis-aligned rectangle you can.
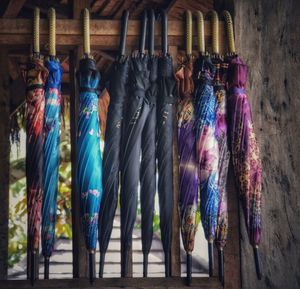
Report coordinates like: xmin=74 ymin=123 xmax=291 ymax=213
xmin=169 ymin=45 xmax=181 ymax=277
xmin=2 ymin=0 xmax=26 ymax=18
xmin=0 ymin=47 xmax=9 ymax=280
xmin=0 ymin=19 xmax=226 ymax=53
xmin=0 ymin=277 xmax=223 ymax=289
xmin=232 ymin=0 xmax=300 ymax=288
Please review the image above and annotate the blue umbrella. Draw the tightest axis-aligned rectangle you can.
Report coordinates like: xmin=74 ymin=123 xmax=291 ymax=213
xmin=194 ymin=11 xmax=219 ymax=273
xmin=42 ymin=8 xmax=63 ymax=279
xmin=77 ymin=9 xmax=102 ymax=283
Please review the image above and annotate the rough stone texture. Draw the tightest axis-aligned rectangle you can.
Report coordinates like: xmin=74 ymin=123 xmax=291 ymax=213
xmin=233 ymin=0 xmax=300 ymax=288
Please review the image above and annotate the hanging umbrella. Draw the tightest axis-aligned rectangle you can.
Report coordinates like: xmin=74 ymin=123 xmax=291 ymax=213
xmin=223 ymin=10 xmax=262 ymax=280
xmin=98 ymin=10 xmax=129 ymax=278
xmin=193 ymin=10 xmax=219 ymax=278
xmin=175 ymin=10 xmax=198 ymax=286
xmin=208 ymin=11 xmax=230 ymax=285
xmin=41 ymin=8 xmax=63 ymax=279
xmin=26 ymin=8 xmax=48 ymax=284
xmin=157 ymin=10 xmax=177 ymax=277
xmin=77 ymin=9 xmax=102 ymax=283
xmin=140 ymin=9 xmax=157 ymax=278
xmin=120 ymin=10 xmax=150 ymax=277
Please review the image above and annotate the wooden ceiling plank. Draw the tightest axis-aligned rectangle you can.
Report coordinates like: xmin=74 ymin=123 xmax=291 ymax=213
xmin=2 ymin=0 xmax=26 ymax=18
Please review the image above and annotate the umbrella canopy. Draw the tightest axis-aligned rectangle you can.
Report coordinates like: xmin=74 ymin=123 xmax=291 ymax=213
xmin=120 ymin=11 xmax=150 ymax=277
xmin=157 ymin=10 xmax=177 ymax=277
xmin=223 ymin=10 xmax=262 ymax=279
xmin=209 ymin=11 xmax=230 ymax=284
xmin=26 ymin=8 xmax=48 ymax=284
xmin=227 ymin=55 xmax=262 ymax=277
xmin=41 ymin=8 xmax=63 ymax=279
xmin=176 ymin=10 xmax=198 ymax=285
xmin=140 ymin=9 xmax=157 ymax=277
xmin=193 ymin=50 xmax=219 ymax=277
xmin=98 ymin=10 xmax=129 ymax=278
xmin=77 ymin=8 xmax=102 ymax=283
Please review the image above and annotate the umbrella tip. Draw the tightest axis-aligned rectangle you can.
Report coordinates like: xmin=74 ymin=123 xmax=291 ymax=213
xmin=99 ymin=252 xmax=105 ymax=278
xmin=187 ymin=253 xmax=192 ymax=286
xmin=30 ymin=251 xmax=36 ymax=286
xmin=143 ymin=253 xmax=148 ymax=278
xmin=44 ymin=257 xmax=50 ymax=279
xmin=218 ymin=249 xmax=224 ymax=285
xmin=208 ymin=242 xmax=214 ymax=277
xmin=253 ymin=246 xmax=262 ymax=280
xmin=89 ymin=251 xmax=96 ymax=284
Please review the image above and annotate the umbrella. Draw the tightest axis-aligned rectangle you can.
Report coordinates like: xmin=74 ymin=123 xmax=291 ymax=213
xmin=209 ymin=11 xmax=230 ymax=284
xmin=223 ymin=10 xmax=262 ymax=280
xmin=77 ymin=9 xmax=102 ymax=283
xmin=193 ymin=10 xmax=219 ymax=277
xmin=175 ymin=10 xmax=198 ymax=285
xmin=140 ymin=9 xmax=157 ymax=277
xmin=120 ymin=10 xmax=150 ymax=277
xmin=157 ymin=10 xmax=177 ymax=277
xmin=26 ymin=8 xmax=48 ymax=284
xmin=41 ymin=8 xmax=63 ymax=279
xmin=98 ymin=10 xmax=129 ymax=278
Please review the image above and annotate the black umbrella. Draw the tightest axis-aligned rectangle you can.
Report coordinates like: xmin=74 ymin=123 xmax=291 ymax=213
xmin=140 ymin=9 xmax=157 ymax=277
xmin=157 ymin=10 xmax=177 ymax=277
xmin=98 ymin=10 xmax=129 ymax=278
xmin=120 ymin=10 xmax=150 ymax=277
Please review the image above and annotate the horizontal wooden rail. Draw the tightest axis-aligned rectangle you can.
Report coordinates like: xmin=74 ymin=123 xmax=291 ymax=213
xmin=0 ymin=277 xmax=222 ymax=289
xmin=0 ymin=19 xmax=226 ymax=51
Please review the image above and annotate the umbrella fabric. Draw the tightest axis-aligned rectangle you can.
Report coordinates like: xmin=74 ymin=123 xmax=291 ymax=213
xmin=77 ymin=58 xmax=103 ymax=251
xmin=120 ymin=55 xmax=150 ymax=276
xmin=227 ymin=56 xmax=262 ymax=247
xmin=99 ymin=57 xmax=129 ymax=266
xmin=157 ymin=54 xmax=177 ymax=276
xmin=140 ymin=55 xmax=157 ymax=262
xmin=42 ymin=59 xmax=63 ymax=258
xmin=175 ymin=58 xmax=199 ymax=254
xmin=213 ymin=59 xmax=230 ymax=250
xmin=26 ymin=57 xmax=48 ymax=253
xmin=193 ymin=55 xmax=219 ymax=243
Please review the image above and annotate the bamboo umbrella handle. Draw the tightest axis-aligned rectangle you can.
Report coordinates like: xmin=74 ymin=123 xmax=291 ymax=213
xmin=83 ymin=8 xmax=91 ymax=58
xmin=119 ymin=10 xmax=129 ymax=57
xmin=139 ymin=10 xmax=148 ymax=54
xmin=222 ymin=10 xmax=236 ymax=55
xmin=161 ymin=10 xmax=168 ymax=56
xmin=208 ymin=10 xmax=219 ymax=56
xmin=185 ymin=10 xmax=192 ymax=57
xmin=48 ymin=8 xmax=56 ymax=58
xmin=149 ymin=9 xmax=155 ymax=56
xmin=196 ymin=11 xmax=205 ymax=54
xmin=33 ymin=7 xmax=40 ymax=56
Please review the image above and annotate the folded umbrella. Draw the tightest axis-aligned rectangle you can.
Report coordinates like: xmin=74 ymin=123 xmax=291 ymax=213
xmin=98 ymin=10 xmax=129 ymax=278
xmin=223 ymin=10 xmax=262 ymax=280
xmin=157 ymin=10 xmax=177 ymax=277
xmin=176 ymin=10 xmax=198 ymax=285
xmin=140 ymin=9 xmax=157 ymax=277
xmin=193 ymin=10 xmax=219 ymax=277
xmin=77 ymin=9 xmax=102 ymax=283
xmin=26 ymin=8 xmax=48 ymax=284
xmin=42 ymin=8 xmax=63 ymax=279
xmin=210 ymin=12 xmax=230 ymax=285
xmin=120 ymin=11 xmax=150 ymax=277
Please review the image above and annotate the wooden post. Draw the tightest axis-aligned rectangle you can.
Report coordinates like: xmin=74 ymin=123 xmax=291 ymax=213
xmin=169 ymin=45 xmax=181 ymax=277
xmin=0 ymin=47 xmax=10 ymax=279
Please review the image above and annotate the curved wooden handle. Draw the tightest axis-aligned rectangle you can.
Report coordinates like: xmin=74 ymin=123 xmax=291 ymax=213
xmin=222 ymin=10 xmax=236 ymax=54
xmin=48 ymin=8 xmax=56 ymax=57
xmin=119 ymin=10 xmax=129 ymax=57
xmin=208 ymin=10 xmax=219 ymax=55
xmin=196 ymin=11 xmax=205 ymax=54
xmin=185 ymin=10 xmax=192 ymax=56
xmin=33 ymin=7 xmax=40 ymax=55
xmin=83 ymin=8 xmax=90 ymax=57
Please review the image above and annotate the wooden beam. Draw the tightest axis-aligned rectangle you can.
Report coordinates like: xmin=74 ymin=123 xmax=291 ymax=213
xmin=0 ymin=19 xmax=226 ymax=52
xmin=0 ymin=277 xmax=223 ymax=289
xmin=0 ymin=47 xmax=10 ymax=279
xmin=2 ymin=0 xmax=26 ymax=18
